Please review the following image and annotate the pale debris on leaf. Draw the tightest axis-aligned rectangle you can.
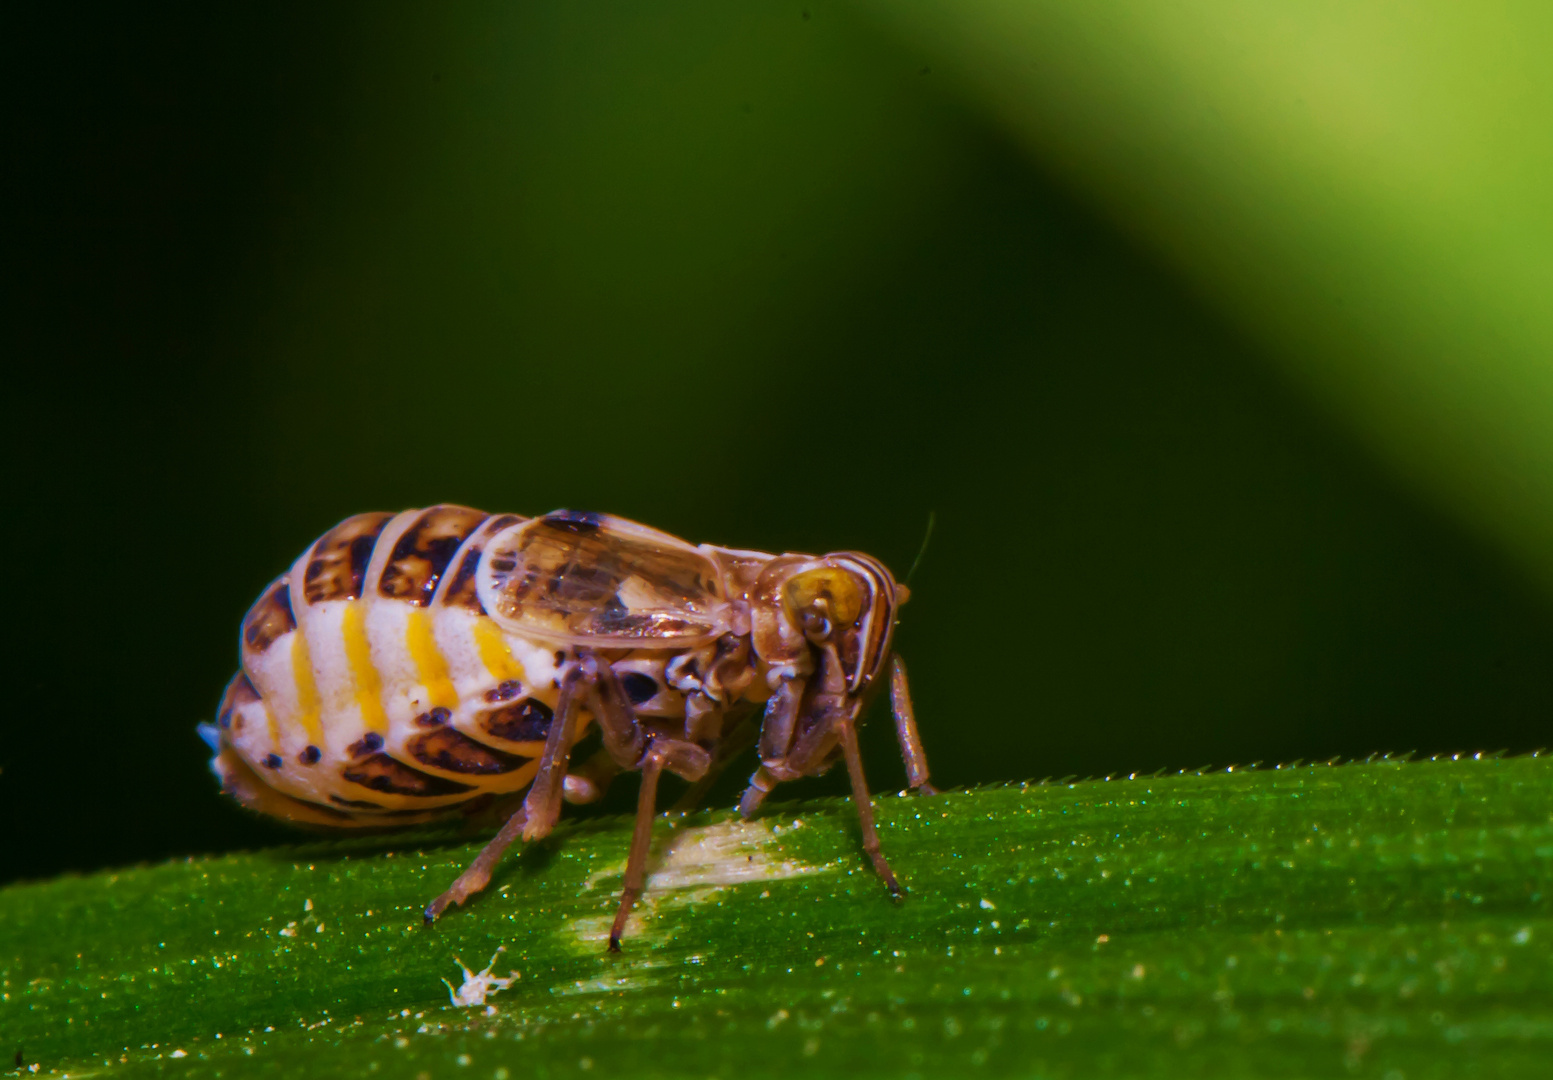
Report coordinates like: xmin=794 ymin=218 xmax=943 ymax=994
xmin=443 ymin=947 xmax=520 ymax=1007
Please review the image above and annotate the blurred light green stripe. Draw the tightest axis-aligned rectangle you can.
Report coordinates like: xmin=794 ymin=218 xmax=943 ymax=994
xmin=862 ymin=1 xmax=1553 ymax=584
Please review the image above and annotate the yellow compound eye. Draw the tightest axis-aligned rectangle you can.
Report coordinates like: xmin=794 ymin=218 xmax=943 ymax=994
xmin=784 ymin=567 xmax=865 ymax=627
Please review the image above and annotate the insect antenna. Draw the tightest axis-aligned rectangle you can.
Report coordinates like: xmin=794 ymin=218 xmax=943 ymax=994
xmin=905 ymin=510 xmax=937 ymax=587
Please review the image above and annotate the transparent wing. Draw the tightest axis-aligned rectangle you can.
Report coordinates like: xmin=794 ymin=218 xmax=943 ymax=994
xmin=476 ymin=510 xmax=731 ymax=646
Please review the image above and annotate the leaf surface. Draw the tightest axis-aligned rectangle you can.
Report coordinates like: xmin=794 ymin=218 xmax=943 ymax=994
xmin=5 ymin=756 xmax=1553 ymax=1077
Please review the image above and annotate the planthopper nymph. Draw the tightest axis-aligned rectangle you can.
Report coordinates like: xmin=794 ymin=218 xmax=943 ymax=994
xmin=200 ymin=506 xmax=936 ymax=950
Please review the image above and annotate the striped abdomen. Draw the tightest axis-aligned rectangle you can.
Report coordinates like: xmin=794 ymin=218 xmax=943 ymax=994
xmin=205 ymin=506 xmax=579 ymax=828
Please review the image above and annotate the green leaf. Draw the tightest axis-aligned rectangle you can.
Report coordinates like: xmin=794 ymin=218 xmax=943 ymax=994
xmin=6 ymin=755 xmax=1552 ymax=1077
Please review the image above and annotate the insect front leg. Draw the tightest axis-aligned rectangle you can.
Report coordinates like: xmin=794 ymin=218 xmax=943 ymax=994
xmin=757 ymin=674 xmax=805 ymax=764
xmin=737 ymin=671 xmax=808 ymax=816
xmin=889 ymin=655 xmax=936 ymax=795
xmin=747 ymin=697 xmax=904 ymax=898
xmin=770 ymin=641 xmax=905 ymax=898
xmin=835 ymin=714 xmax=902 ymax=897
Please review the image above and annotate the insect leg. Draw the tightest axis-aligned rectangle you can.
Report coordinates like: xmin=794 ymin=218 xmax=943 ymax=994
xmin=562 ymin=746 xmax=623 ymax=805
xmin=426 ymin=666 xmax=591 ymax=922
xmin=737 ymin=764 xmax=778 ymax=817
xmin=579 ymin=649 xmax=648 ymax=768
xmin=520 ymin=664 xmax=588 ymax=841
xmin=836 ymin=717 xmax=902 ymax=898
xmin=608 ymin=743 xmax=666 ymax=953
xmin=670 ymin=712 xmax=757 ymax=813
xmin=889 ymin=655 xmax=937 ymax=794
xmin=423 ymin=802 xmax=529 ymax=924
xmin=757 ymin=676 xmax=804 ymax=763
xmin=427 ymin=652 xmax=650 ymax=925
xmin=739 ymin=670 xmax=808 ymax=815
xmin=608 ymin=738 xmax=711 ymax=952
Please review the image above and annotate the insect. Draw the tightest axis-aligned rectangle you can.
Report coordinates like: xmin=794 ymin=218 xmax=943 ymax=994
xmin=200 ymin=506 xmax=935 ymax=950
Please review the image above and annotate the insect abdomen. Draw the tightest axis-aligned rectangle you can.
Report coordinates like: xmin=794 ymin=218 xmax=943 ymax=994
xmin=207 ymin=506 xmax=572 ymax=827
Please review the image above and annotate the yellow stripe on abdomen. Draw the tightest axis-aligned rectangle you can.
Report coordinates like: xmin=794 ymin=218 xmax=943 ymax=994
xmin=406 ymin=609 xmax=459 ymax=710
xmin=290 ymin=630 xmax=324 ymax=745
xmin=261 ymin=698 xmax=280 ymax=749
xmin=342 ymin=600 xmax=389 ymax=733
xmin=472 ymin=616 xmax=525 ymax=682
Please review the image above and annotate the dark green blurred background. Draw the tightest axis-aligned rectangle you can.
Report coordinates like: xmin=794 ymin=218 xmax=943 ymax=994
xmin=6 ymin=2 xmax=1552 ymax=886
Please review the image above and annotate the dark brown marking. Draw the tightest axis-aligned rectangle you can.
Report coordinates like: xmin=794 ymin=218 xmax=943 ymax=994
xmin=348 ymin=732 xmax=384 ymax=758
xmin=481 ymin=512 xmax=726 ymax=643
xmin=302 ymin=512 xmax=395 ymax=604
xmin=300 ymin=745 xmax=321 ymax=765
xmin=408 ymin=726 xmax=533 ymax=774
xmin=456 ymin=793 xmax=499 ymax=818
xmin=479 ymin=697 xmax=554 ymax=742
xmin=378 ymin=505 xmax=489 ymax=606
xmin=554 ymin=650 xmax=567 ymax=666
xmin=352 ymin=806 xmax=446 ymax=819
xmin=279 ymin=796 xmax=353 ymax=821
xmin=545 ymin=563 xmax=616 ymax=609
xmin=542 ymin=509 xmax=603 ymax=535
xmin=232 ymin=673 xmax=260 ymax=702
xmin=620 ymin=671 xmax=658 ymax=705
xmin=329 ymin=794 xmax=385 ymax=809
xmin=841 ymin=625 xmax=862 ymax=671
xmin=485 ymin=680 xmax=523 ymax=704
xmin=323 ymin=794 xmax=443 ymax=819
xmin=440 ymin=514 xmax=522 ymax=612
xmin=342 ymin=753 xmax=474 ymax=797
xmin=242 ymin=577 xmax=296 ymax=652
xmin=215 ymin=748 xmax=359 ymax=823
xmin=415 ymin=707 xmax=452 ymax=727
xmin=216 ymin=671 xmax=260 ymax=729
xmin=596 ymin=594 xmax=633 ymax=632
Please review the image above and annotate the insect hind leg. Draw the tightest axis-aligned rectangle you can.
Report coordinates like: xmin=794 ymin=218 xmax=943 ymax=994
xmin=518 ymin=664 xmax=591 ymax=842
xmin=424 ymin=803 xmax=529 ymax=924
xmin=425 ymin=662 xmax=593 ymax=925
xmin=425 ymin=647 xmax=656 ymax=927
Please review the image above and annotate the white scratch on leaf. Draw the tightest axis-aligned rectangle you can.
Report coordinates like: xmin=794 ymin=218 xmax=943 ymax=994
xmin=565 ymin=817 xmax=834 ymax=958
